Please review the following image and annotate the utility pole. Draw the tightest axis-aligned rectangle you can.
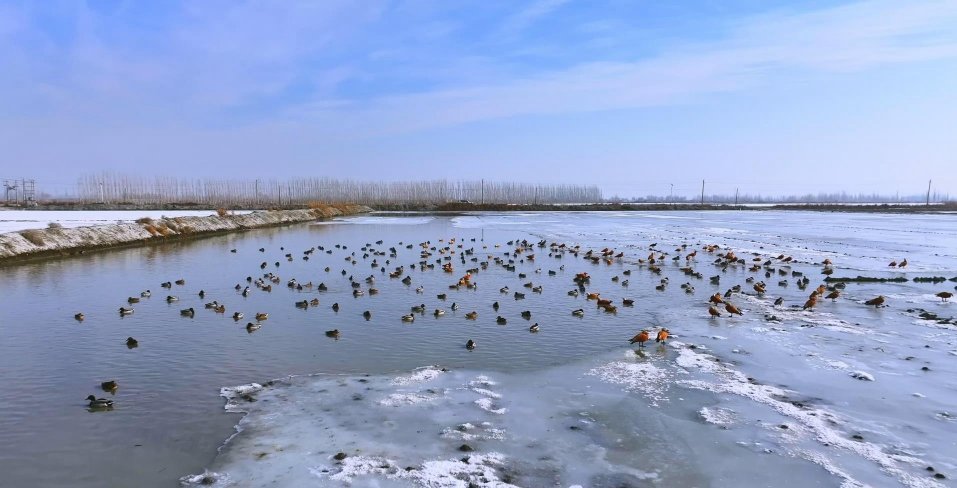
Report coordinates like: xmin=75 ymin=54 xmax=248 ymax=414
xmin=735 ymin=188 xmax=739 ymax=206
xmin=481 ymin=179 xmax=484 ymax=205
xmin=926 ymin=179 xmax=932 ymax=206
xmin=669 ymin=183 xmax=674 ymax=204
xmin=700 ymin=180 xmax=705 ymax=205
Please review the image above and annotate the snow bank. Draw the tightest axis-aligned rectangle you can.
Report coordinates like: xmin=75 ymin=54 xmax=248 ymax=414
xmin=0 ymin=205 xmax=370 ymax=263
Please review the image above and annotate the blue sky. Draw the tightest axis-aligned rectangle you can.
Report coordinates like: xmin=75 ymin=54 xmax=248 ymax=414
xmin=1 ymin=0 xmax=956 ymax=199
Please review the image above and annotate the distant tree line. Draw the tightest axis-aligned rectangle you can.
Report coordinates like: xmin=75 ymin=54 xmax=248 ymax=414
xmin=75 ymin=173 xmax=604 ymax=205
xmin=608 ymin=191 xmax=951 ymax=204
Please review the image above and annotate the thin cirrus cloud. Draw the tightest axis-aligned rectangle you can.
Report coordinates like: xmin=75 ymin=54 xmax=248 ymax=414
xmin=283 ymin=0 xmax=957 ymax=136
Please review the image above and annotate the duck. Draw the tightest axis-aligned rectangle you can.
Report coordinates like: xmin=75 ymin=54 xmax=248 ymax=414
xmin=437 ymin=293 xmax=447 ymax=300
xmin=204 ymin=301 xmax=219 ymax=309
xmin=492 ymin=301 xmax=500 ymax=311
xmin=937 ymin=291 xmax=953 ymax=302
xmin=127 ymin=296 xmax=140 ymax=304
xmin=864 ymin=296 xmax=885 ymax=307
xmin=803 ymin=297 xmax=817 ymax=310
xmin=898 ymin=259 xmax=908 ymax=268
xmin=567 ymin=290 xmax=579 ymax=297
xmin=118 ymin=307 xmax=134 ymax=316
xmin=411 ymin=304 xmax=426 ymax=313
xmin=126 ymin=337 xmax=138 ymax=348
xmin=180 ymin=307 xmax=195 ymax=317
xmin=166 ymin=295 xmax=179 ymax=303
xmin=246 ymin=322 xmax=261 ymax=332
xmin=825 ymin=290 xmax=840 ymax=301
xmin=571 ymin=308 xmax=585 ymax=317
xmin=140 ymin=290 xmax=151 ymax=298
xmin=255 ymin=313 xmax=269 ymax=321
xmin=415 ymin=286 xmax=424 ymax=294
xmin=101 ymin=380 xmax=118 ymax=392
xmin=433 ymin=309 xmax=446 ymax=317
xmin=774 ymin=297 xmax=784 ymax=306
xmin=74 ymin=313 xmax=85 ymax=321
xmin=175 ymin=279 xmax=185 ymax=286
xmin=629 ymin=330 xmax=650 ymax=347
xmin=332 ymin=303 xmax=340 ymax=312
xmin=363 ymin=310 xmax=372 ymax=320
xmin=496 ymin=316 xmax=507 ymax=325
xmin=213 ymin=304 xmax=226 ymax=314
xmin=725 ymin=303 xmax=743 ymax=316
xmin=465 ymin=311 xmax=478 ymax=320
xmin=708 ymin=306 xmax=722 ymax=318
xmin=198 ymin=290 xmax=206 ymax=298
xmin=513 ymin=292 xmax=525 ymax=300
xmin=161 ymin=281 xmax=172 ymax=289
xmin=86 ymin=395 xmax=114 ymax=409
xmin=656 ymin=328 xmax=669 ymax=343
xmin=450 ymin=302 xmax=459 ymax=310
xmin=529 ymin=323 xmax=540 ymax=333
xmin=500 ymin=286 xmax=510 ymax=294
xmin=325 ymin=329 xmax=340 ymax=338
xmin=401 ymin=314 xmax=415 ymax=322
xmin=232 ymin=312 xmax=244 ymax=321
xmin=622 ymin=298 xmax=634 ymax=306
xmin=295 ymin=300 xmax=309 ymax=309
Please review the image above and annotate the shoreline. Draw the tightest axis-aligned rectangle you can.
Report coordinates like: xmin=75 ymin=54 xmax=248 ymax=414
xmin=5 ymin=201 xmax=954 ymax=214
xmin=0 ymin=204 xmax=370 ymax=266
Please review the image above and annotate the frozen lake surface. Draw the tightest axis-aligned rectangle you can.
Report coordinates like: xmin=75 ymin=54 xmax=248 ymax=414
xmin=0 ymin=209 xmax=252 ymax=234
xmin=0 ymin=211 xmax=955 ymax=487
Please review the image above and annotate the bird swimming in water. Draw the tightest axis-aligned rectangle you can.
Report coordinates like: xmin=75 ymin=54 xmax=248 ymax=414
xmin=529 ymin=323 xmax=539 ymax=333
xmin=465 ymin=311 xmax=478 ymax=320
xmin=180 ymin=308 xmax=195 ymax=317
xmin=246 ymin=322 xmax=261 ymax=332
xmin=401 ymin=314 xmax=415 ymax=322
xmin=101 ymin=380 xmax=118 ymax=392
xmin=86 ymin=395 xmax=114 ymax=409
xmin=466 ymin=339 xmax=476 ymax=350
xmin=119 ymin=307 xmax=134 ymax=316
xmin=74 ymin=313 xmax=84 ymax=321
xmin=255 ymin=313 xmax=269 ymax=321
xmin=496 ymin=316 xmax=507 ymax=324
xmin=629 ymin=330 xmax=650 ymax=347
xmin=571 ymin=308 xmax=584 ymax=317
xmin=325 ymin=329 xmax=340 ymax=338
xmin=126 ymin=337 xmax=138 ymax=348
xmin=363 ymin=310 xmax=372 ymax=320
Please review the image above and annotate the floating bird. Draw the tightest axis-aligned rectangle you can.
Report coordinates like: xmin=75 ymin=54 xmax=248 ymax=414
xmin=325 ymin=329 xmax=340 ymax=338
xmin=465 ymin=311 xmax=478 ymax=320
xmin=180 ymin=307 xmax=195 ymax=317
xmin=118 ymin=307 xmax=134 ymax=316
xmin=401 ymin=314 xmax=415 ymax=322
xmin=86 ymin=395 xmax=114 ymax=409
xmin=100 ymin=380 xmax=118 ymax=392
xmin=622 ymin=298 xmax=634 ymax=306
xmin=166 ymin=295 xmax=179 ymax=303
xmin=433 ymin=309 xmax=445 ymax=317
xmin=571 ymin=308 xmax=585 ymax=317
xmin=363 ymin=310 xmax=372 ymax=320
xmin=126 ymin=337 xmax=138 ymax=348
xmin=864 ymin=296 xmax=885 ymax=307
xmin=496 ymin=316 xmax=507 ymax=324
xmin=656 ymin=328 xmax=669 ymax=343
xmin=127 ymin=297 xmax=140 ymax=304
xmin=140 ymin=290 xmax=151 ymax=297
xmin=232 ymin=312 xmax=244 ymax=321
xmin=246 ymin=322 xmax=261 ymax=332
xmin=466 ymin=339 xmax=476 ymax=350
xmin=629 ymin=330 xmax=650 ymax=347
xmin=255 ymin=313 xmax=269 ymax=321
xmin=529 ymin=323 xmax=539 ymax=333
xmin=74 ymin=313 xmax=84 ymax=321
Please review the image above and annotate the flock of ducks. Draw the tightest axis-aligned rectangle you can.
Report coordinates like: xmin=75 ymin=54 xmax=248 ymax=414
xmin=76 ymin=229 xmax=953 ymax=410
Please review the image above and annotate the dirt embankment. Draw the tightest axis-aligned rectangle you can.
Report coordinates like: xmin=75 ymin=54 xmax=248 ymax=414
xmin=0 ymin=204 xmax=370 ymax=265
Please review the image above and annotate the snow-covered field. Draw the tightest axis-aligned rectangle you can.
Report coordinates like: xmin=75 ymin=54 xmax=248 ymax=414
xmin=0 ymin=210 xmax=252 ymax=234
